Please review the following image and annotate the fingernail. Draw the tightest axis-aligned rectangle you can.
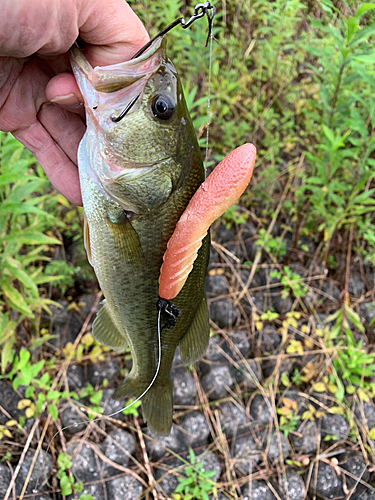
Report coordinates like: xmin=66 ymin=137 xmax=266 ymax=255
xmin=50 ymin=93 xmax=82 ymax=105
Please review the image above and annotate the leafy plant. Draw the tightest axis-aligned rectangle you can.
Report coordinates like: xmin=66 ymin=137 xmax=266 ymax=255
xmin=294 ymin=2 xmax=375 ymax=252
xmin=277 ymin=398 xmax=300 ymax=436
xmin=257 ymin=229 xmax=287 ymax=259
xmin=122 ymin=398 xmax=142 ymax=417
xmin=57 ymin=452 xmax=91 ymax=499
xmin=271 ymin=266 xmax=309 ymax=299
xmin=0 ymin=132 xmax=72 ymax=372
xmin=1 ymin=348 xmax=79 ymax=423
xmin=316 ymin=304 xmax=375 ymax=401
xmin=172 ymin=449 xmax=216 ymax=500
xmin=80 ymin=383 xmax=103 ymax=419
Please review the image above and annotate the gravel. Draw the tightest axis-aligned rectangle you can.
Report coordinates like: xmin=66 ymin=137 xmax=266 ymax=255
xmin=47 ymin=294 xmax=95 ymax=346
xmin=348 ymin=273 xmax=364 ymax=297
xmin=230 ymin=359 xmax=262 ymax=391
xmin=154 ymin=450 xmax=221 ymax=497
xmin=0 ymin=463 xmax=11 ymax=498
xmin=291 ymin=420 xmax=318 ymax=454
xmin=154 ymin=457 xmax=181 ymax=495
xmin=271 ymin=294 xmax=293 ymax=315
xmin=242 ymin=480 xmax=276 ymax=500
xmin=0 ymin=380 xmax=31 ymax=425
xmin=353 ymin=401 xmax=375 ymax=429
xmin=253 ymin=326 xmax=282 ymax=354
xmin=340 ymin=451 xmax=369 ymax=497
xmin=179 ymin=410 xmax=210 ymax=447
xmin=60 ymin=403 xmax=87 ymax=434
xmin=219 ymin=401 xmax=250 ymax=438
xmin=232 ymin=434 xmax=261 ymax=475
xmin=196 ymin=450 xmax=222 ymax=481
xmin=249 ymin=394 xmax=273 ymax=426
xmin=145 ymin=426 xmax=187 ymax=460
xmin=66 ymin=364 xmax=85 ymax=391
xmin=277 ymin=469 xmax=305 ymax=500
xmin=200 ymin=365 xmax=234 ymax=400
xmin=215 ymin=225 xmax=235 ymax=243
xmin=320 ymin=413 xmax=350 ymax=441
xmin=87 ymin=359 xmax=120 ymax=386
xmin=100 ymin=388 xmax=126 ymax=420
xmin=263 ymin=431 xmax=290 ymax=462
xmin=106 ymin=475 xmax=143 ymax=499
xmin=172 ymin=368 xmax=197 ymax=406
xmin=209 ymin=299 xmax=238 ymax=328
xmin=15 ymin=449 xmax=53 ymax=496
xmin=66 ymin=441 xmax=105 ymax=499
xmin=101 ymin=429 xmax=136 ymax=477
xmin=205 ymin=274 xmax=229 ymax=296
xmin=309 ymin=461 xmax=343 ymax=499
xmin=359 ymin=302 xmax=375 ymax=327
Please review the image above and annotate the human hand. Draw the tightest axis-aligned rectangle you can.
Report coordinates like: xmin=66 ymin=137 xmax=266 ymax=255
xmin=0 ymin=0 xmax=149 ymax=205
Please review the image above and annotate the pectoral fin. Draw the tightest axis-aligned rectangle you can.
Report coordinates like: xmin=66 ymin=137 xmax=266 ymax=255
xmin=83 ymin=215 xmax=93 ymax=266
xmin=92 ymin=300 xmax=128 ymax=351
xmin=179 ymin=295 xmax=210 ymax=365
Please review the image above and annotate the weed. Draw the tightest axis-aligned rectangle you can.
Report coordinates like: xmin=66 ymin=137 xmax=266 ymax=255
xmin=57 ymin=452 xmax=92 ymax=499
xmin=172 ymin=448 xmax=216 ymax=500
xmin=122 ymin=398 xmax=142 ymax=417
xmin=271 ymin=266 xmax=308 ymax=300
xmin=257 ymin=229 xmax=287 ymax=259
xmin=294 ymin=2 xmax=375 ymax=253
xmin=80 ymin=383 xmax=103 ymax=419
xmin=277 ymin=398 xmax=300 ymax=437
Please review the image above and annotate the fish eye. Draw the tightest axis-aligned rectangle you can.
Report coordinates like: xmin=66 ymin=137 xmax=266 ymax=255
xmin=151 ymin=94 xmax=175 ymax=120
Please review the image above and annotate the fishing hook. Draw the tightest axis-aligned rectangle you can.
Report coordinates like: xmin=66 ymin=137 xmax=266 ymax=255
xmin=111 ymin=3 xmax=215 ymax=123
xmin=131 ymin=1 xmax=216 ymax=60
xmin=111 ymin=92 xmax=141 ymax=122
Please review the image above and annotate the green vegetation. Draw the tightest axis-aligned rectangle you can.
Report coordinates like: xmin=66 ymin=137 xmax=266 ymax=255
xmin=172 ymin=449 xmax=216 ymax=500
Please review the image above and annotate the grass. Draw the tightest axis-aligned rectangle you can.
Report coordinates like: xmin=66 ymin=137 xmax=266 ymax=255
xmin=1 ymin=0 xmax=375 ymax=498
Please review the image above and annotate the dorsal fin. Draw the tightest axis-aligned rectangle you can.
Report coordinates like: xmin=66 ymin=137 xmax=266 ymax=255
xmin=179 ymin=295 xmax=210 ymax=365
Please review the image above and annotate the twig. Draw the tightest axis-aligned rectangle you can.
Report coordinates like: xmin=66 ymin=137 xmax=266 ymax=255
xmin=3 ymin=418 xmax=40 ymax=500
xmin=19 ymin=415 xmax=51 ymax=500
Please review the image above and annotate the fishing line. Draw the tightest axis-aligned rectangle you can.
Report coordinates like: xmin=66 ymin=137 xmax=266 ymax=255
xmin=204 ymin=17 xmax=214 ymax=177
xmin=44 ymin=309 xmax=162 ymax=458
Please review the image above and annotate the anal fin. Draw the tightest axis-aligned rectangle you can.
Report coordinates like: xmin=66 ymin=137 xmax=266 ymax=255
xmin=179 ymin=295 xmax=210 ymax=365
xmin=92 ymin=300 xmax=128 ymax=351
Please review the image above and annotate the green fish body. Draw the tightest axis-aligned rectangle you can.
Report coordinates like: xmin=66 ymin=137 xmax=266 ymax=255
xmin=71 ymin=39 xmax=210 ymax=435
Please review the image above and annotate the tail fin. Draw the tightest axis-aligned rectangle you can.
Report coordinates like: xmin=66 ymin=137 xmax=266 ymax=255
xmin=142 ymin=379 xmax=173 ymax=436
xmin=112 ymin=375 xmax=173 ymax=436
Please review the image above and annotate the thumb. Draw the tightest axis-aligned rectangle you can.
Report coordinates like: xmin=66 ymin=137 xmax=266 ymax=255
xmin=78 ymin=0 xmax=149 ymax=67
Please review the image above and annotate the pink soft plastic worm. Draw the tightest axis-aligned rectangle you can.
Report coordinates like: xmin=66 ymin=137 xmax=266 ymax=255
xmin=159 ymin=143 xmax=256 ymax=300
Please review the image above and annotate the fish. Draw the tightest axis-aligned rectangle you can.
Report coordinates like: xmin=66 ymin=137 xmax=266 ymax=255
xmin=70 ymin=37 xmax=211 ymax=436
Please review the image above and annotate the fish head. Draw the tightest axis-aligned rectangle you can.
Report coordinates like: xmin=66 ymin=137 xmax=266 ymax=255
xmin=71 ymin=38 xmax=200 ymax=213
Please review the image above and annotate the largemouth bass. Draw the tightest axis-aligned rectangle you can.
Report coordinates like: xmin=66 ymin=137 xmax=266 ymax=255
xmin=71 ymin=38 xmax=211 ymax=436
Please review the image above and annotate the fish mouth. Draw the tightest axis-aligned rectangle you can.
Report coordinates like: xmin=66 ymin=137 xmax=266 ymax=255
xmin=70 ymin=37 xmax=165 ymax=96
